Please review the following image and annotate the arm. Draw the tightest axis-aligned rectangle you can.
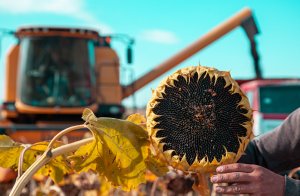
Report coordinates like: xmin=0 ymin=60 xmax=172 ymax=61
xmin=239 ymin=107 xmax=300 ymax=172
xmin=211 ymin=108 xmax=300 ymax=195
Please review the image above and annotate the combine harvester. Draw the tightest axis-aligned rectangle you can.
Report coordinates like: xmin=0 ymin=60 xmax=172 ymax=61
xmin=0 ymin=7 xmax=299 ymax=145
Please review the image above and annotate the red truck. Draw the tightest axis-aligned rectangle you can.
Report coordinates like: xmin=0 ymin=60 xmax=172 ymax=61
xmin=240 ymin=79 xmax=300 ymax=136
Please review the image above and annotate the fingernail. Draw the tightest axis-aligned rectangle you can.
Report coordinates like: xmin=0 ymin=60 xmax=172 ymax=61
xmin=215 ymin=186 xmax=224 ymax=193
xmin=216 ymin=166 xmax=223 ymax=172
xmin=211 ymin=175 xmax=218 ymax=183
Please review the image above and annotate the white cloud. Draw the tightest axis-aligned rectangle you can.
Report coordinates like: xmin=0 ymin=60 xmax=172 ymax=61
xmin=0 ymin=0 xmax=113 ymax=34
xmin=139 ymin=29 xmax=180 ymax=44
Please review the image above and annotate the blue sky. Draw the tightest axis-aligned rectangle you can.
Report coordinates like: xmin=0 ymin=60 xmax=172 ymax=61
xmin=1 ymin=0 xmax=300 ymax=108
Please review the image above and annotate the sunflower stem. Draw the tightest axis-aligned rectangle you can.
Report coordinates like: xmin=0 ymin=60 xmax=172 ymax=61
xmin=47 ymin=124 xmax=86 ymax=149
xmin=17 ymin=144 xmax=32 ymax=180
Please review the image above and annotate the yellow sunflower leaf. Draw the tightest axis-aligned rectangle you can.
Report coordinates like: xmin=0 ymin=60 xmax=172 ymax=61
xmin=75 ymin=108 xmax=149 ymax=191
xmin=98 ymin=175 xmax=112 ymax=195
xmin=0 ymin=135 xmax=23 ymax=170
xmin=35 ymin=154 xmax=71 ymax=184
xmin=69 ymin=138 xmax=98 ymax=172
xmin=145 ymin=152 xmax=169 ymax=177
xmin=31 ymin=142 xmax=72 ymax=183
xmin=126 ymin=113 xmax=147 ymax=130
xmin=0 ymin=135 xmax=71 ymax=183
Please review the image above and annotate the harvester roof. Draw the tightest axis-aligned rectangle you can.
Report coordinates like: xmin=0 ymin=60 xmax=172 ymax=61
xmin=15 ymin=27 xmax=100 ymax=40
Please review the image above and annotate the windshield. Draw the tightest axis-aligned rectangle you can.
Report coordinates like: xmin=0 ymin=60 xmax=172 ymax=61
xmin=19 ymin=36 xmax=96 ymax=107
xmin=259 ymin=85 xmax=300 ymax=114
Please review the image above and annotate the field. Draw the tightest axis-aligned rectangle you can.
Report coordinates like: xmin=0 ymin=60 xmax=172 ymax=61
xmin=0 ymin=170 xmax=198 ymax=196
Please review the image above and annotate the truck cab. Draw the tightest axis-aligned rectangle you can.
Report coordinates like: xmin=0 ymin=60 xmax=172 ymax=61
xmin=240 ymin=79 xmax=300 ymax=136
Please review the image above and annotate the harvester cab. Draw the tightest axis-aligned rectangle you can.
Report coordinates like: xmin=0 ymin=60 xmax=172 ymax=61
xmin=1 ymin=27 xmax=133 ymax=142
xmin=17 ymin=29 xmax=97 ymax=111
xmin=2 ymin=27 xmax=134 ymax=118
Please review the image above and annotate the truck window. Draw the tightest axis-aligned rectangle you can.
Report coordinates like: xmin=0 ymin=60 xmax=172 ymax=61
xmin=259 ymin=85 xmax=300 ymax=114
xmin=246 ymin=91 xmax=254 ymax=107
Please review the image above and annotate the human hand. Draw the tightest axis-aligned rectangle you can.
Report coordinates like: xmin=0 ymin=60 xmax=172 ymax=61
xmin=210 ymin=163 xmax=285 ymax=195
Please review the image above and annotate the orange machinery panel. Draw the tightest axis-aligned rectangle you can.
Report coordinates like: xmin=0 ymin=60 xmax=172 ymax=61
xmin=95 ymin=47 xmax=122 ymax=104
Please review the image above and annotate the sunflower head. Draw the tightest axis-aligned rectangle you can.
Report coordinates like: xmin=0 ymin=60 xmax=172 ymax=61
xmin=146 ymin=66 xmax=253 ymax=173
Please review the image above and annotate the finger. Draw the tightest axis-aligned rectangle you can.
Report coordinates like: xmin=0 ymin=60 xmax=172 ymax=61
xmin=211 ymin=172 xmax=253 ymax=183
xmin=215 ymin=184 xmax=255 ymax=194
xmin=216 ymin=163 xmax=254 ymax=173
